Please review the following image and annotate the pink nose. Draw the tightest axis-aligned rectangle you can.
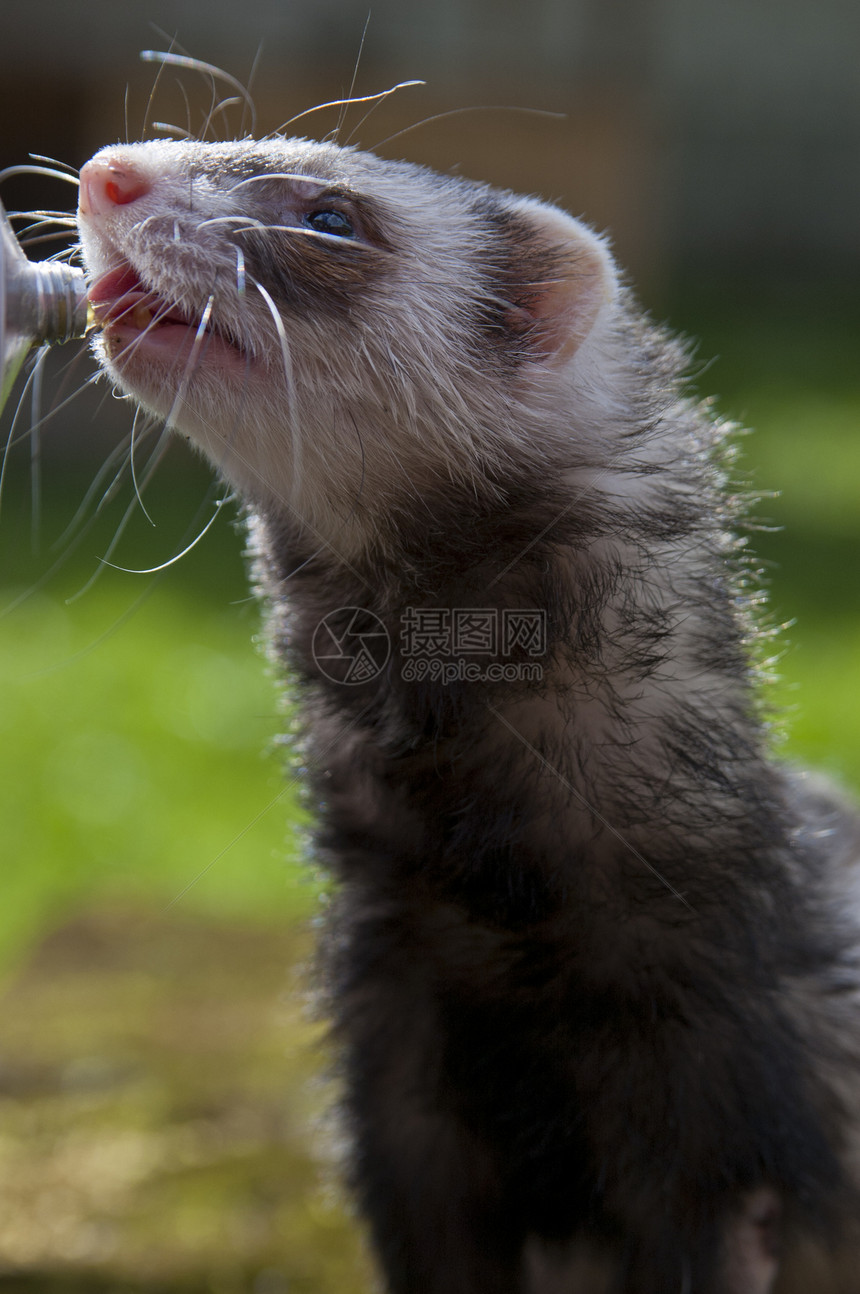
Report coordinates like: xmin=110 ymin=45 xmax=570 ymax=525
xmin=78 ymin=158 xmax=150 ymax=216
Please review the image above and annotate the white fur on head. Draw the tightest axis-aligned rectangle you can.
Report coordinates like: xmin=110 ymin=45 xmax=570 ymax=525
xmin=77 ymin=136 xmax=627 ymax=557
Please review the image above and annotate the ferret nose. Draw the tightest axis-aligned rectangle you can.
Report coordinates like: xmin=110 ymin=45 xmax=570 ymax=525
xmin=78 ymin=158 xmax=151 ymax=217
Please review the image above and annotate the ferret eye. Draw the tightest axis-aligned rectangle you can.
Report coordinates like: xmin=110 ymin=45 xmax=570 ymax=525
xmin=304 ymin=209 xmax=355 ymax=238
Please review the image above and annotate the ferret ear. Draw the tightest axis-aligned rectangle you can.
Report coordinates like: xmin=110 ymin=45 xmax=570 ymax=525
xmin=502 ymin=200 xmax=618 ymax=366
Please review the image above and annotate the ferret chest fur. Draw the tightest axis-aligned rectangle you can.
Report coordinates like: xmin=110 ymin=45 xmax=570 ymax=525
xmin=76 ymin=131 xmax=860 ymax=1294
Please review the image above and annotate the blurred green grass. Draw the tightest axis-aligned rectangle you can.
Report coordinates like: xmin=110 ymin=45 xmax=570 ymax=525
xmin=1 ymin=290 xmax=859 ymax=971
xmin=0 ymin=444 xmax=316 ymax=974
xmin=674 ymin=290 xmax=860 ymax=790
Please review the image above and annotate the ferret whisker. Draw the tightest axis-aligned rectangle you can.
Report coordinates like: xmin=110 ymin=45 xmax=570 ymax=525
xmin=98 ymin=495 xmax=227 ymax=576
xmin=0 ymin=426 xmax=153 ymax=620
xmin=141 ymin=50 xmax=256 ymax=139
xmin=119 ymin=418 xmax=165 ymax=502
xmin=1 ymin=513 xmax=111 ymax=618
xmin=48 ymin=247 xmax=82 ymax=265
xmin=132 ymin=212 xmax=173 ymax=241
xmin=9 ymin=212 xmax=78 ymax=231
xmin=276 ymin=225 xmax=386 ymax=252
xmin=49 ymin=432 xmax=151 ymax=553
xmin=333 ymin=12 xmax=372 ymax=143
xmin=0 ymin=350 xmax=43 ymax=518
xmin=129 ymin=405 xmax=156 ymax=526
xmin=144 ymin=295 xmax=217 ymax=451
xmin=272 ymin=80 xmax=425 ymax=138
xmin=199 ymin=79 xmax=223 ymax=142
xmin=183 ymin=399 xmax=368 ymax=586
xmin=93 ymin=310 xmax=173 ymax=377
xmin=342 ymin=78 xmax=427 ymax=148
xmin=242 ymin=42 xmax=264 ymax=139
xmin=147 ymin=22 xmax=193 ymax=57
xmin=27 ymin=347 xmax=51 ymax=554
xmin=196 ymin=214 xmax=268 ymax=234
xmin=0 ymin=164 xmax=79 ymax=188
xmin=247 ymin=272 xmax=300 ymax=504
xmin=91 ymin=440 xmax=153 ymax=532
xmin=369 ymin=103 xmax=567 ymax=152
xmin=105 ymin=295 xmax=187 ymax=355
xmin=18 ymin=229 xmax=81 ymax=252
xmin=207 ymin=95 xmax=244 ymax=135
xmin=234 ymin=245 xmax=246 ymax=297
xmin=197 ymin=212 xmax=383 ymax=254
xmin=28 ymin=153 xmax=79 ymax=178
xmin=140 ymin=33 xmax=180 ymax=139
xmin=8 ymin=207 xmax=77 ymax=220
xmin=66 ymin=428 xmax=174 ymax=603
xmin=177 ymin=78 xmax=194 ymax=143
xmin=0 ymin=341 xmax=95 ymax=511
xmin=94 ymin=314 xmax=165 ymax=368
xmin=226 ymin=171 xmax=330 ymax=194
xmin=153 ymin=121 xmax=196 ymax=142
xmin=347 ymin=407 xmax=367 ymax=513
xmin=280 ymin=223 xmax=385 ymax=251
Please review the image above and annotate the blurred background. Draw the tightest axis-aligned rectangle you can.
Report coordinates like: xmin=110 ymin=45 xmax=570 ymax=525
xmin=0 ymin=2 xmax=858 ymax=1290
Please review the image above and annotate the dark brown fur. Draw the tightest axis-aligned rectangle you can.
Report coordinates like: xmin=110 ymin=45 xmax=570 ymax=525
xmin=252 ymin=458 xmax=859 ymax=1294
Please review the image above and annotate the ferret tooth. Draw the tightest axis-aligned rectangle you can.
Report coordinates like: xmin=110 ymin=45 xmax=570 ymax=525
xmin=132 ymin=302 xmax=154 ymax=329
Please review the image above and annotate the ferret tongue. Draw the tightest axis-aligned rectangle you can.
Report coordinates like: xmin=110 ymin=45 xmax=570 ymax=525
xmin=88 ymin=265 xmax=189 ymax=332
xmin=88 ymin=264 xmax=144 ymax=303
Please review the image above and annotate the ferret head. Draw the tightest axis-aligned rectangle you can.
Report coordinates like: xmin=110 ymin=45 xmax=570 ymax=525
xmin=77 ymin=136 xmax=619 ymax=555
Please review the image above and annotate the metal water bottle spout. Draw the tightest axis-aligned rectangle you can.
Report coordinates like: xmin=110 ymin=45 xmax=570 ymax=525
xmin=0 ymin=197 xmax=91 ymax=415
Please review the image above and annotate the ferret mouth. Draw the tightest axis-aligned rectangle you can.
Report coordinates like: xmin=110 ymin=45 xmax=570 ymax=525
xmin=88 ymin=263 xmax=245 ymax=369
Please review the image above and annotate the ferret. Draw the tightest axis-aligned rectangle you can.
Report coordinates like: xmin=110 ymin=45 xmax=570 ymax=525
xmin=75 ymin=132 xmax=860 ymax=1294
